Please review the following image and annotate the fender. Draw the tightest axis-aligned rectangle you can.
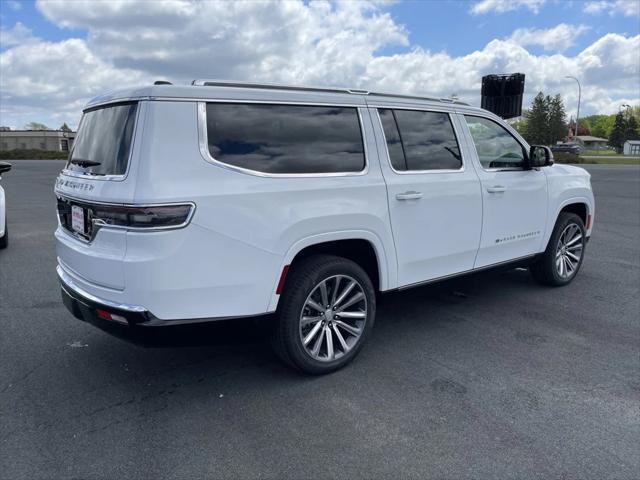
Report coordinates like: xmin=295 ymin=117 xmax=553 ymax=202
xmin=541 ymin=195 xmax=594 ymax=250
xmin=266 ymin=229 xmax=395 ymax=312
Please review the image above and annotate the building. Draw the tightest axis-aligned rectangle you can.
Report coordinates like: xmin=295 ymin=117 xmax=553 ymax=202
xmin=623 ymin=140 xmax=640 ymax=156
xmin=0 ymin=130 xmax=76 ymax=152
xmin=574 ymin=135 xmax=608 ymax=150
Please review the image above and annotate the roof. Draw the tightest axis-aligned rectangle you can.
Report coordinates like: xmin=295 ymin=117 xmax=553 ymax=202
xmin=624 ymin=140 xmax=640 ymax=145
xmin=576 ymin=135 xmax=608 ymax=142
xmin=84 ymin=80 xmax=478 ymax=113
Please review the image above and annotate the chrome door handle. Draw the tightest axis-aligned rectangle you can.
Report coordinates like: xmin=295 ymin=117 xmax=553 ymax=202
xmin=396 ymin=191 xmax=423 ymax=201
xmin=486 ymin=185 xmax=506 ymax=193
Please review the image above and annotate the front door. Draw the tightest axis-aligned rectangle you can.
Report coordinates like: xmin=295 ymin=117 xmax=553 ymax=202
xmin=372 ymin=107 xmax=483 ymax=288
xmin=462 ymin=115 xmax=547 ymax=268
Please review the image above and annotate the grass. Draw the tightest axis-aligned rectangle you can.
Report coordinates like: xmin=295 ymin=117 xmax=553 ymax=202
xmin=581 ymin=149 xmax=617 ymax=156
xmin=580 ymin=157 xmax=640 ymax=165
xmin=0 ymin=149 xmax=68 ymax=160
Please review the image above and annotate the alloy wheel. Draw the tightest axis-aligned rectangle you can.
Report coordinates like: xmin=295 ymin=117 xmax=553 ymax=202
xmin=555 ymin=223 xmax=583 ymax=279
xmin=299 ymin=275 xmax=367 ymax=362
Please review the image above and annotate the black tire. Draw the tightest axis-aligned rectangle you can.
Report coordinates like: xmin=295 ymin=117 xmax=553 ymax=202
xmin=0 ymin=219 xmax=7 ymax=249
xmin=530 ymin=212 xmax=586 ymax=286
xmin=273 ymin=254 xmax=376 ymax=375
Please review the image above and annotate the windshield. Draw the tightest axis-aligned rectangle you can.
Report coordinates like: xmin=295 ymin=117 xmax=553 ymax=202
xmin=66 ymin=102 xmax=138 ymax=176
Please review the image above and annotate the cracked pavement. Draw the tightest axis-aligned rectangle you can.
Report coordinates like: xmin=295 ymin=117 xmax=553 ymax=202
xmin=1 ymin=161 xmax=639 ymax=479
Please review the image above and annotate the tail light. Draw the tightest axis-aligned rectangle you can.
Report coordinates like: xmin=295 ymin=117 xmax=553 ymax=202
xmin=57 ymin=197 xmax=194 ymax=240
xmin=91 ymin=203 xmax=194 ymax=230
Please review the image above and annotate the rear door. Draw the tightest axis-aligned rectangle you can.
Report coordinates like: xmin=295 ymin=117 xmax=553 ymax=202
xmin=371 ymin=106 xmax=482 ymax=287
xmin=461 ymin=114 xmax=547 ymax=267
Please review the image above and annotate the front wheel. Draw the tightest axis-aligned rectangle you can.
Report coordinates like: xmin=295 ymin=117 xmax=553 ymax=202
xmin=530 ymin=212 xmax=586 ymax=286
xmin=273 ymin=255 xmax=376 ymax=375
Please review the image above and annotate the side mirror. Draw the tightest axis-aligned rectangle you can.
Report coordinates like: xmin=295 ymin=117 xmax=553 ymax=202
xmin=529 ymin=146 xmax=554 ymax=168
xmin=0 ymin=162 xmax=12 ymax=175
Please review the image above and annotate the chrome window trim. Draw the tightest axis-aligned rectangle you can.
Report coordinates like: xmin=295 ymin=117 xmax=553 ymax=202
xmin=57 ymin=265 xmax=148 ymax=313
xmin=61 ymin=101 xmax=143 ymax=182
xmin=86 ymin=96 xmax=365 ymax=109
xmin=374 ymin=108 xmax=465 ymax=175
xmin=367 ymin=104 xmax=455 ymax=114
xmin=84 ymin=95 xmax=468 ymax=110
xmin=56 ymin=194 xmax=196 ymax=244
xmin=197 ymin=101 xmax=369 ymax=178
xmin=187 ymin=97 xmax=364 ymax=108
xmin=463 ymin=114 xmax=528 ymax=173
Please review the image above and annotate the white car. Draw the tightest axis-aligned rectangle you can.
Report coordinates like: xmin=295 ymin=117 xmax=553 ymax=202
xmin=0 ymin=161 xmax=11 ymax=249
xmin=54 ymin=81 xmax=595 ymax=374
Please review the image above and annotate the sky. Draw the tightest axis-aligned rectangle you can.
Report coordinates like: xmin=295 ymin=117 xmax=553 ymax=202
xmin=0 ymin=0 xmax=639 ymax=130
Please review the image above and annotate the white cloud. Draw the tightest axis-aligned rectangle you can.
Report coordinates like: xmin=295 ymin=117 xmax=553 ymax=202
xmin=0 ymin=0 xmax=638 ymax=128
xmin=507 ymin=24 xmax=590 ymax=51
xmin=0 ymin=38 xmax=144 ymax=128
xmin=584 ymin=0 xmax=640 ymax=16
xmin=470 ymin=0 xmax=547 ymax=15
xmin=0 ymin=22 xmax=37 ymax=48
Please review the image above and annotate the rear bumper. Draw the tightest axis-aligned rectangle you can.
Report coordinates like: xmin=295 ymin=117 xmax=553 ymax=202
xmin=59 ymin=265 xmax=156 ymax=343
xmin=58 ymin=265 xmax=150 ymax=323
xmin=55 ymin=221 xmax=280 ymax=320
xmin=58 ymin=265 xmax=264 ymax=337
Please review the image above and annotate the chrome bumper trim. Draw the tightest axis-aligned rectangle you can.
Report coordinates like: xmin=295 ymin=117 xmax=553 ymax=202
xmin=56 ymin=265 xmax=147 ymax=313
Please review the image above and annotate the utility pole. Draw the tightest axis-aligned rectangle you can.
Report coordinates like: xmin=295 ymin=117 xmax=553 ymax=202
xmin=565 ymin=76 xmax=581 ymax=142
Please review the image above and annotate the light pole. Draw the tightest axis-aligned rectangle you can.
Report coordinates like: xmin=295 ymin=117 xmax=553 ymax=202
xmin=565 ymin=76 xmax=581 ymax=142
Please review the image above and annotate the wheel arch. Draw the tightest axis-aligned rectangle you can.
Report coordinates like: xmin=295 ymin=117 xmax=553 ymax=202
xmin=267 ymin=231 xmax=392 ymax=312
xmin=559 ymin=202 xmax=588 ymax=225
xmin=542 ymin=197 xmax=593 ymax=251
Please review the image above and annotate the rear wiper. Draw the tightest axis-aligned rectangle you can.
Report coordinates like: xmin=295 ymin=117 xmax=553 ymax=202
xmin=70 ymin=158 xmax=101 ymax=168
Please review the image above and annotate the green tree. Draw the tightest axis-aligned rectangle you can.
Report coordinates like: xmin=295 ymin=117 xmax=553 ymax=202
xmin=581 ymin=114 xmax=615 ymax=139
xmin=625 ymin=115 xmax=639 ymax=141
xmin=522 ymin=93 xmax=568 ymax=145
xmin=509 ymin=114 xmax=528 ymax=136
xmin=609 ymin=112 xmax=626 ymax=153
xmin=548 ymin=94 xmax=567 ymax=144
xmin=59 ymin=122 xmax=72 ymax=132
xmin=24 ymin=122 xmax=49 ymax=130
xmin=523 ymin=92 xmax=549 ymax=145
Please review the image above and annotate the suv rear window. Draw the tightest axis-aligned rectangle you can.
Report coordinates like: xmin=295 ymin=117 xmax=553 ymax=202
xmin=205 ymin=103 xmax=365 ymax=174
xmin=66 ymin=102 xmax=138 ymax=176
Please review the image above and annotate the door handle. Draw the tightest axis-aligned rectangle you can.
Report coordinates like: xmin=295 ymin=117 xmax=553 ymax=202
xmin=486 ymin=185 xmax=506 ymax=194
xmin=396 ymin=191 xmax=423 ymax=201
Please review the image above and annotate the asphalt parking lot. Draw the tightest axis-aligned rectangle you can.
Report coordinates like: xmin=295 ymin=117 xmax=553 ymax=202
xmin=1 ymin=160 xmax=639 ymax=479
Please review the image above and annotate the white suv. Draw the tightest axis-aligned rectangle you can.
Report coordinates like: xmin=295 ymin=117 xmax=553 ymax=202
xmin=0 ymin=161 xmax=12 ymax=249
xmin=55 ymin=81 xmax=595 ymax=374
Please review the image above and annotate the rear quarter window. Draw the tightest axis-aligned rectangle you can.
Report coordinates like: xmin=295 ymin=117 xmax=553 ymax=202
xmin=205 ymin=103 xmax=366 ymax=174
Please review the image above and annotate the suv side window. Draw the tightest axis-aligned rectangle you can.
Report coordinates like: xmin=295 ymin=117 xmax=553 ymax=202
xmin=205 ymin=103 xmax=365 ymax=175
xmin=464 ymin=115 xmax=526 ymax=170
xmin=378 ymin=108 xmax=462 ymax=171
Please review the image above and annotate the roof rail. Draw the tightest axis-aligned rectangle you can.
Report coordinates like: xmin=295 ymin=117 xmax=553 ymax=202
xmin=191 ymin=79 xmax=357 ymax=96
xmin=190 ymin=79 xmax=468 ymax=105
xmin=367 ymin=91 xmax=467 ymax=105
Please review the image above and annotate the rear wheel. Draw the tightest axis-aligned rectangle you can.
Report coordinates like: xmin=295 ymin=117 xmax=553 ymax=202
xmin=0 ymin=219 xmax=7 ymax=249
xmin=273 ymin=255 xmax=376 ymax=375
xmin=530 ymin=212 xmax=585 ymax=286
